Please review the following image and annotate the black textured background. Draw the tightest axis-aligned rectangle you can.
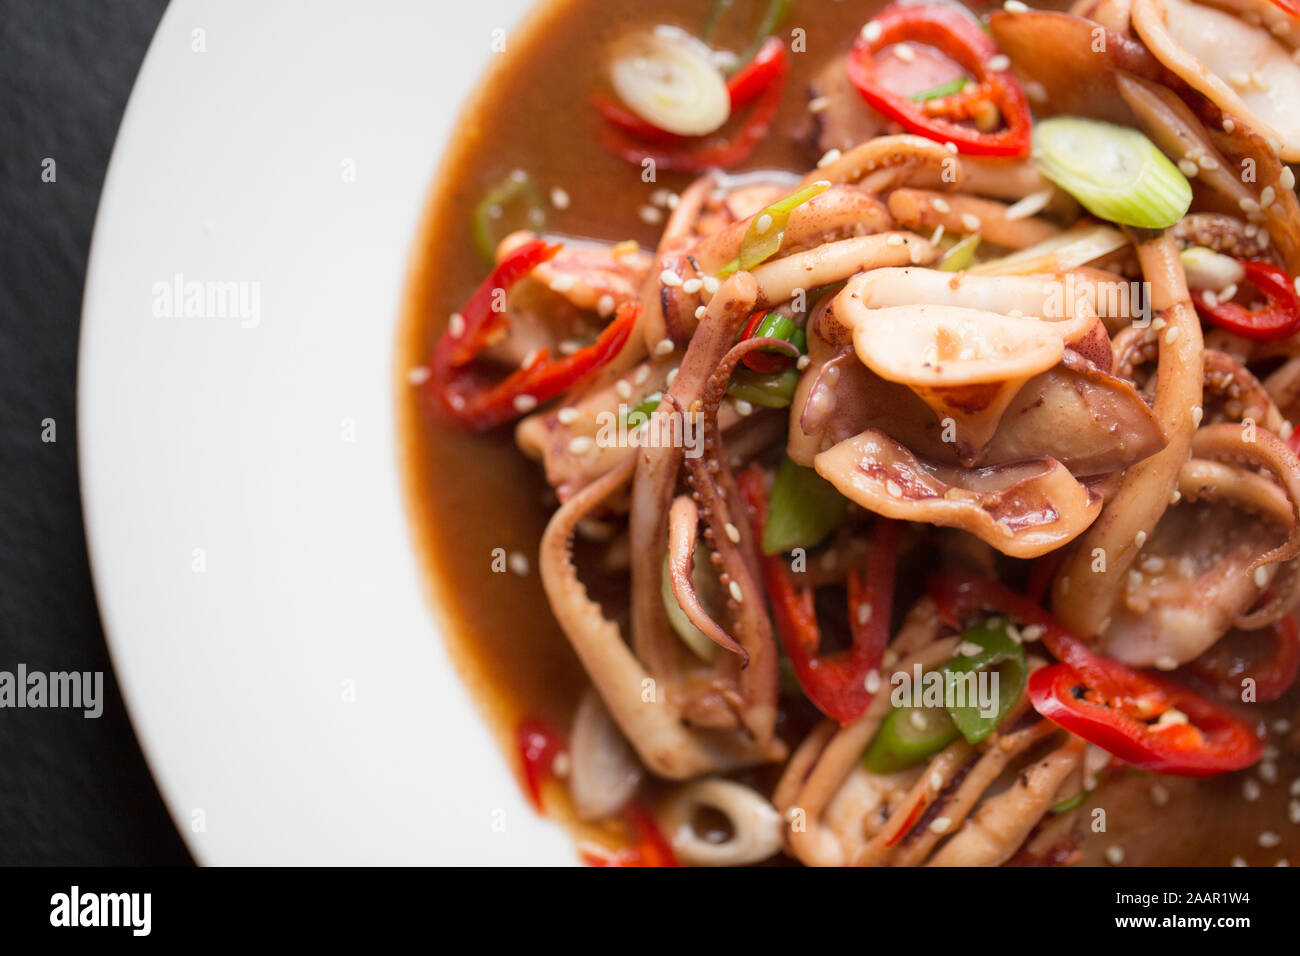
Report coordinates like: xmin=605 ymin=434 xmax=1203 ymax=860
xmin=0 ymin=0 xmax=192 ymax=864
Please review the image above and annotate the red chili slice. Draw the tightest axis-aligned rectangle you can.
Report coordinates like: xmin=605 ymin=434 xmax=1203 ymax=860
xmin=596 ymin=39 xmax=789 ymax=173
xmin=846 ymin=3 xmax=1032 ymax=157
xmin=428 ymin=239 xmax=638 ymax=430
xmin=1191 ymin=259 xmax=1300 ymax=342
xmin=516 ymin=717 xmax=565 ymax=810
xmin=929 ymin=569 xmax=1264 ymax=777
xmin=740 ymin=466 xmax=899 ymax=725
xmin=578 ymin=803 xmax=679 ymax=867
xmin=1027 ymin=664 xmax=1263 ymax=777
xmin=1189 ymin=615 xmax=1300 ymax=703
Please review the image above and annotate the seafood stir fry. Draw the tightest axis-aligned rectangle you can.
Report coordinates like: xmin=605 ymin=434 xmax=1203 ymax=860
xmin=417 ymin=0 xmax=1300 ymax=865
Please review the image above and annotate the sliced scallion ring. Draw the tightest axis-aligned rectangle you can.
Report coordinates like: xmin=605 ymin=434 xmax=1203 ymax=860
xmin=609 ymin=26 xmax=731 ymax=137
xmin=719 ymin=180 xmax=831 ymax=276
xmin=1032 ymin=117 xmax=1191 ymax=230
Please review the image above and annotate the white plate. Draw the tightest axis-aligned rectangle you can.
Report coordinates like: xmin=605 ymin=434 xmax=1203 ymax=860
xmin=78 ymin=0 xmax=573 ymax=864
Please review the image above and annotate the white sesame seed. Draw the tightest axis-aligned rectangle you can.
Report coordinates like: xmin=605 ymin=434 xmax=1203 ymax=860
xmin=1154 ymin=656 xmax=1179 ymax=671
xmin=960 ymin=213 xmax=982 ymax=232
xmin=893 ymin=42 xmax=916 ymax=63
xmin=1261 ymin=761 xmax=1279 ymax=784
xmin=1223 ymin=118 xmax=1235 ymax=133
xmin=865 ymin=670 xmax=882 ymax=693
xmin=549 ymin=274 xmax=576 ymax=293
xmin=818 ymin=148 xmax=843 ymax=169
xmin=615 ymin=380 xmax=633 ymax=400
xmin=886 ymin=478 xmax=903 ymax=497
xmin=1244 ymin=778 xmax=1262 ymax=801
xmin=796 ymin=354 xmax=811 ymax=370
xmin=886 ymin=234 xmax=905 ymax=247
xmin=724 ymin=522 xmax=741 ymax=543
xmin=1259 ymin=831 xmax=1281 ymax=848
xmin=1261 ymin=186 xmax=1276 ymax=208
xmin=932 ymin=197 xmax=951 ymax=214
xmin=406 ymin=366 xmax=431 ymax=385
xmin=1178 ymin=159 xmax=1199 ymax=177
xmin=1289 ymin=800 xmax=1300 ymax=824
xmin=513 ymin=394 xmax=538 ymax=413
xmin=639 ymin=205 xmax=663 ymax=224
xmin=958 ymin=641 xmax=983 ymax=657
xmin=987 ymin=54 xmax=1010 ymax=72
xmin=862 ymin=21 xmax=883 ymax=42
xmin=694 ymin=305 xmax=707 ymax=320
xmin=682 ymin=278 xmax=703 ymax=294
xmin=703 ymin=276 xmax=721 ymax=294
xmin=1020 ymin=624 xmax=1045 ymax=643
xmin=857 ymin=603 xmax=873 ymax=626
xmin=1282 ymin=167 xmax=1296 ymax=190
xmin=1191 ymin=406 xmax=1203 ymax=427
xmin=1150 ymin=784 xmax=1169 ymax=807
xmin=665 ymin=367 xmax=679 ymax=387
xmin=568 ymin=436 xmax=594 ymax=454
xmin=634 ymin=365 xmax=650 ymax=385
xmin=508 ymin=551 xmax=530 ymax=576
xmin=729 ymin=580 xmax=744 ymax=603
xmin=556 ymin=406 xmax=579 ymax=425
xmin=550 ymin=186 xmax=570 ymax=210
xmin=1165 ymin=325 xmax=1181 ymax=344
xmin=1004 ymin=0 xmax=1030 ymax=10
xmin=734 ymin=399 xmax=754 ymax=416
xmin=930 ymin=772 xmax=944 ymax=791
xmin=597 ymin=295 xmax=616 ymax=317
xmin=1105 ymin=845 xmax=1125 ymax=865
xmin=660 ymin=269 xmax=683 ymax=288
xmin=1135 ymin=530 xmax=1148 ymax=549
xmin=1170 ymin=489 xmax=1182 ymax=505
xmin=909 ymin=242 xmax=927 ymax=264
xmin=755 ymin=213 xmax=774 ymax=236
xmin=930 ymin=816 xmax=952 ymax=834
xmin=448 ymin=312 xmax=466 ymax=337
xmin=809 ymin=95 xmax=832 ymax=113
xmin=909 ymin=710 xmax=929 ymax=731
xmin=654 ymin=338 xmax=675 ymax=357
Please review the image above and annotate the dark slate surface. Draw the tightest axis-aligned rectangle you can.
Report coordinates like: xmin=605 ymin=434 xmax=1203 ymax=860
xmin=0 ymin=0 xmax=192 ymax=864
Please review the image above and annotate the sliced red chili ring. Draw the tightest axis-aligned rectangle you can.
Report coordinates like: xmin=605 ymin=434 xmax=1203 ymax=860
xmin=1189 ymin=615 xmax=1300 ymax=703
xmin=740 ymin=466 xmax=900 ymax=725
xmin=1191 ymin=259 xmax=1300 ymax=342
xmin=428 ymin=239 xmax=638 ymax=430
xmin=1027 ymin=664 xmax=1263 ymax=777
xmin=846 ymin=3 xmax=1032 ymax=157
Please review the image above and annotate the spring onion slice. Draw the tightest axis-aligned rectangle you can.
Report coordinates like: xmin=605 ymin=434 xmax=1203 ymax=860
xmin=621 ymin=391 xmax=663 ymax=427
xmin=719 ymin=180 xmax=832 ymax=276
xmin=969 ymin=223 xmax=1127 ymax=276
xmin=1050 ymin=789 xmax=1090 ymax=814
xmin=610 ymin=26 xmax=731 ymax=137
xmin=863 ymin=703 xmax=961 ymax=773
xmin=760 ymin=456 xmax=849 ymax=555
xmin=727 ymin=366 xmax=800 ymax=408
xmin=939 ymin=233 xmax=980 ymax=272
xmin=473 ymin=173 xmax=547 ymax=264
xmin=661 ymin=553 xmax=718 ymax=662
xmin=910 ymin=76 xmax=968 ymax=102
xmin=1032 ymin=117 xmax=1191 ymax=229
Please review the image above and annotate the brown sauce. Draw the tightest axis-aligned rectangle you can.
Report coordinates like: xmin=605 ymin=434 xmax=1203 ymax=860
xmin=396 ymin=0 xmax=1299 ymax=864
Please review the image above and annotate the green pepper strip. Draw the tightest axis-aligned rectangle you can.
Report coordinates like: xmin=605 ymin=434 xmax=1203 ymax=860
xmin=944 ymin=621 xmax=1027 ymax=744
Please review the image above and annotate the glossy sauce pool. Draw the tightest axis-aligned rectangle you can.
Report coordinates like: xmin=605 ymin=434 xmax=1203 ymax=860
xmin=396 ymin=0 xmax=1299 ymax=864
